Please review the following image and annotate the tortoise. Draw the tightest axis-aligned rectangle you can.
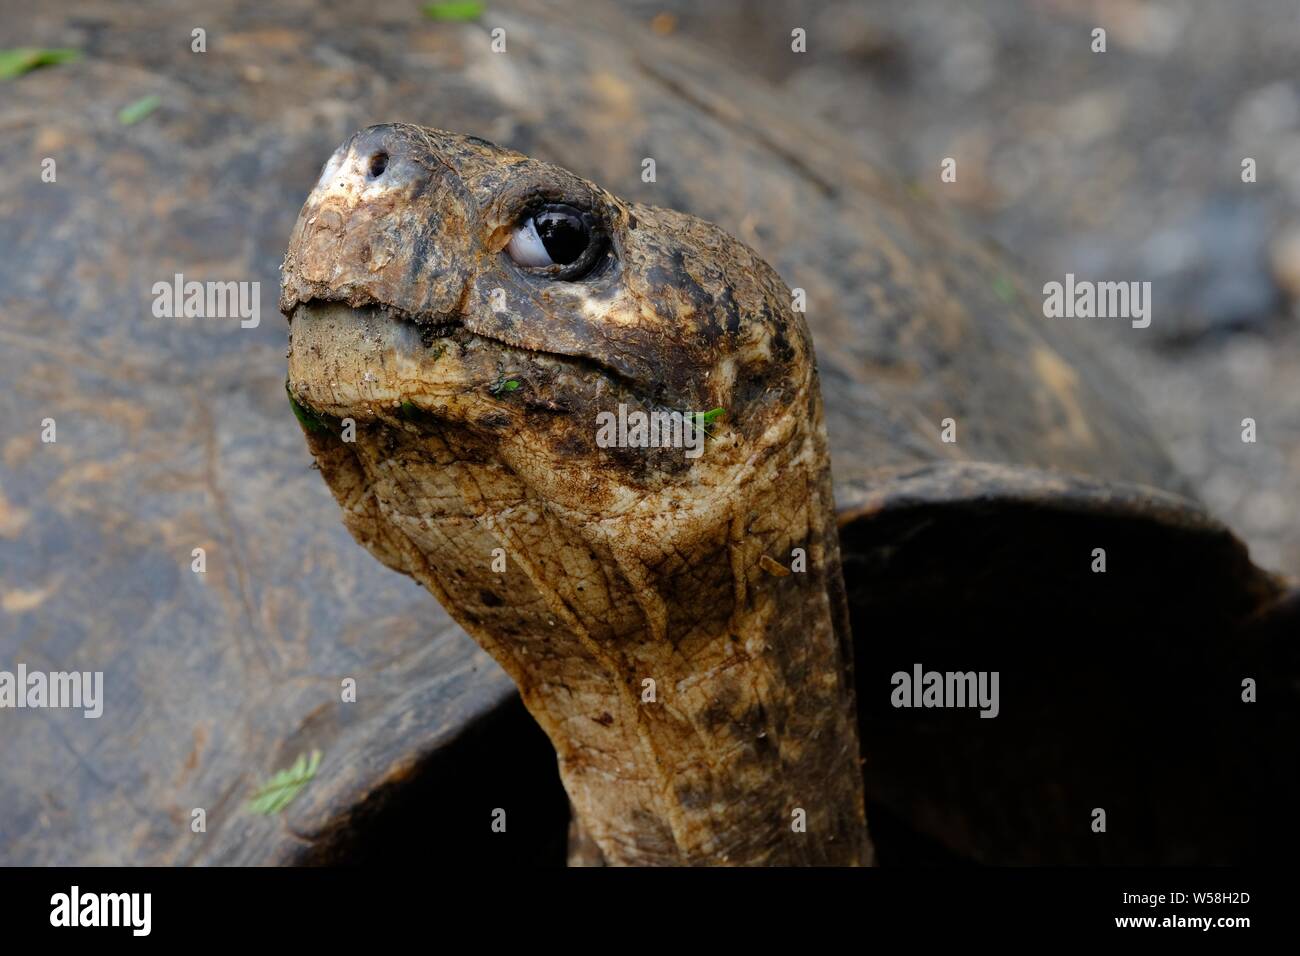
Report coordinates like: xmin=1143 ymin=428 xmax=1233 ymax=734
xmin=282 ymin=122 xmax=1298 ymax=866
xmin=1 ymin=0 xmax=1295 ymax=865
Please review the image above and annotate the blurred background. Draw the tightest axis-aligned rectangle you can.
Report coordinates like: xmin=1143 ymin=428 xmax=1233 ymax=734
xmin=626 ymin=0 xmax=1300 ymax=574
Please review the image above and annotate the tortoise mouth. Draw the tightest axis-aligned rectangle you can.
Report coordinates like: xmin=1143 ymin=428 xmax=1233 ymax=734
xmin=286 ymin=297 xmax=655 ymax=423
xmin=287 ymin=299 xmax=723 ymax=500
xmin=285 ymin=299 xmax=669 ymax=454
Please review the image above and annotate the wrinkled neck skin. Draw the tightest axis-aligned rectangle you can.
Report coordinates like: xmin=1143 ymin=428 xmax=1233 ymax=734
xmin=291 ymin=308 xmax=871 ymax=866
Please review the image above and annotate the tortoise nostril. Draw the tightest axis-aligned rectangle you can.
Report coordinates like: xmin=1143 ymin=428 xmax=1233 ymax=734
xmin=367 ymin=151 xmax=389 ymax=179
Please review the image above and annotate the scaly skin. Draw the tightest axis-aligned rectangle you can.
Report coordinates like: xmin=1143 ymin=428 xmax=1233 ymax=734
xmin=282 ymin=124 xmax=872 ymax=865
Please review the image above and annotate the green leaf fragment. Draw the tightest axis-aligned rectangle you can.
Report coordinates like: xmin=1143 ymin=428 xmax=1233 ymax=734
xmin=248 ymin=750 xmax=322 ymax=815
xmin=0 ymin=48 xmax=80 ymax=80
xmin=118 ymin=94 xmax=161 ymax=126
xmin=689 ymin=407 xmax=725 ymax=439
xmin=490 ymin=378 xmax=520 ymax=394
xmin=992 ymin=274 xmax=1017 ymax=305
xmin=286 ymin=382 xmax=327 ymax=433
xmin=422 ymin=1 xmax=485 ymax=21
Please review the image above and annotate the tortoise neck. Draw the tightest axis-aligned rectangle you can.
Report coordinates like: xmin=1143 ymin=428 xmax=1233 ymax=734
xmin=596 ymin=433 xmax=871 ymax=866
xmin=406 ymin=411 xmax=868 ymax=865
xmin=326 ymin=394 xmax=873 ymax=865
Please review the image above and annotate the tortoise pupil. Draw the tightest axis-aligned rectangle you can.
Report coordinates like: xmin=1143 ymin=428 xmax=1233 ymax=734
xmin=534 ymin=209 xmax=589 ymax=265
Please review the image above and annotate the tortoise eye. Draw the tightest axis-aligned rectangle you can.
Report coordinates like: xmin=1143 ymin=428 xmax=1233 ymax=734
xmin=506 ymin=203 xmax=605 ymax=279
xmin=506 ymin=216 xmax=555 ymax=267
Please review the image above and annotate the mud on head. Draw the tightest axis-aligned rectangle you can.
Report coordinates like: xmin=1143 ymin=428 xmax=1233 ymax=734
xmin=282 ymin=124 xmax=820 ymax=556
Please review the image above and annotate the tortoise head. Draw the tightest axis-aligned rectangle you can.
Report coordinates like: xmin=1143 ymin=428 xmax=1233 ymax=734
xmin=282 ymin=123 xmax=819 ymax=588
xmin=282 ymin=124 xmax=869 ymax=865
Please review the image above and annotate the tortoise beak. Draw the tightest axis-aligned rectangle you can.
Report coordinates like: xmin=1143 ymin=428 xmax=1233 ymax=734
xmin=287 ymin=300 xmax=487 ymax=423
xmin=279 ymin=124 xmax=476 ymax=325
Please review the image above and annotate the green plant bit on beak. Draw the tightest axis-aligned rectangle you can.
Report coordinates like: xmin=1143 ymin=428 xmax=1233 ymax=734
xmin=399 ymin=399 xmax=438 ymax=423
xmin=690 ymin=406 xmax=725 ymax=438
xmin=286 ymin=382 xmax=327 ymax=433
xmin=489 ymin=377 xmax=521 ymax=395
